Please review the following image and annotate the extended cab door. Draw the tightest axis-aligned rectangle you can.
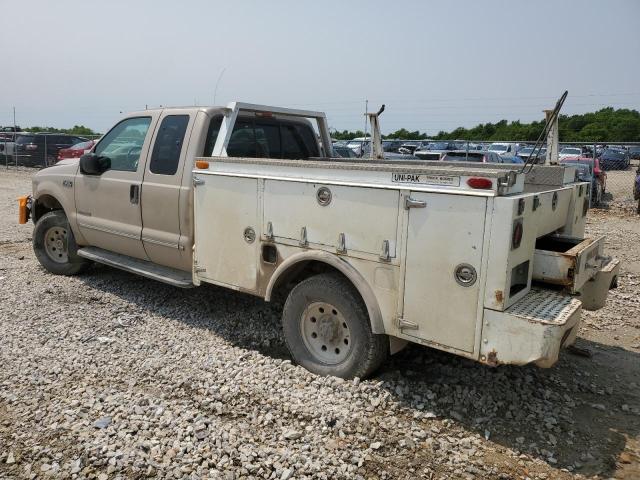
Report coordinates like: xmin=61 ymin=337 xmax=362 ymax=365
xmin=74 ymin=114 xmax=159 ymax=260
xmin=140 ymin=111 xmax=194 ymax=270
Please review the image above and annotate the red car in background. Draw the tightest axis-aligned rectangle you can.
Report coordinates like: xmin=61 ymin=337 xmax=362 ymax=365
xmin=57 ymin=139 xmax=97 ymax=161
xmin=560 ymin=156 xmax=607 ymax=205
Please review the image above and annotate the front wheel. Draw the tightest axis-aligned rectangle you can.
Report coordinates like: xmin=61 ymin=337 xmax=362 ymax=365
xmin=282 ymin=273 xmax=388 ymax=379
xmin=33 ymin=210 xmax=90 ymax=275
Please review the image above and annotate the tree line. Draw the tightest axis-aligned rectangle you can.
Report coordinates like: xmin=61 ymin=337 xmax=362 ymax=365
xmin=23 ymin=125 xmax=99 ymax=136
xmin=331 ymin=108 xmax=640 ymax=142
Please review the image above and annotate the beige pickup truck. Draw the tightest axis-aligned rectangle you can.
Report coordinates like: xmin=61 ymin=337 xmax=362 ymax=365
xmin=21 ymin=102 xmax=619 ymax=379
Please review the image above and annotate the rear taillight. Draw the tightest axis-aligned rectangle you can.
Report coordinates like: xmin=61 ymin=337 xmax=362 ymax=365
xmin=467 ymin=177 xmax=493 ymax=189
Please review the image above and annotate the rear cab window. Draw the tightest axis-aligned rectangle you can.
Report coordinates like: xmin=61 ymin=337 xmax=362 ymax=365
xmin=202 ymin=115 xmax=319 ymax=160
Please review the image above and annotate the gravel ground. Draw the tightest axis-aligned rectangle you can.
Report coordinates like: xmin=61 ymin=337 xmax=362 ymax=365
xmin=1 ymin=167 xmax=639 ymax=480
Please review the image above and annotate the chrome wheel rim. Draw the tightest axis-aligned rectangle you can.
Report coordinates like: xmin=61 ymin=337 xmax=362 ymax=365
xmin=300 ymin=302 xmax=351 ymax=364
xmin=44 ymin=226 xmax=69 ymax=263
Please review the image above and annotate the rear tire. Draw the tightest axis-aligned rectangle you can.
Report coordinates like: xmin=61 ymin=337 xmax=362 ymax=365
xmin=33 ymin=210 xmax=90 ymax=275
xmin=282 ymin=272 xmax=388 ymax=379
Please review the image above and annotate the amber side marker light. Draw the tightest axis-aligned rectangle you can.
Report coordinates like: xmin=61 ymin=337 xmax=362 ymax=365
xmin=17 ymin=195 xmax=29 ymax=224
xmin=466 ymin=177 xmax=493 ymax=189
xmin=195 ymin=160 xmax=209 ymax=169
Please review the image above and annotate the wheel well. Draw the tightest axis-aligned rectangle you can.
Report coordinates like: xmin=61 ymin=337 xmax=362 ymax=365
xmin=33 ymin=195 xmax=64 ymax=222
xmin=269 ymin=260 xmax=348 ymax=303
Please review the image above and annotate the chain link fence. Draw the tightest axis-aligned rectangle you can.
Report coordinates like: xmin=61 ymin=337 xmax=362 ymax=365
xmin=2 ymin=130 xmax=638 ymax=214
xmin=382 ymin=139 xmax=639 ymax=214
xmin=2 ymin=132 xmax=102 ymax=169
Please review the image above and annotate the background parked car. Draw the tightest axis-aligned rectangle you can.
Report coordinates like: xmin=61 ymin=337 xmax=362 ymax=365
xmin=398 ymin=140 xmax=430 ymax=154
xmin=333 ymin=145 xmax=358 ymax=158
xmin=14 ymin=133 xmax=88 ymax=166
xmin=57 ymin=139 xmax=98 ymax=161
xmin=517 ymin=146 xmax=547 ymax=163
xmin=441 ymin=150 xmax=504 ymax=163
xmin=558 ymin=146 xmax=584 ymax=160
xmin=0 ymin=126 xmax=23 ymax=155
xmin=345 ymin=137 xmax=371 ymax=157
xmin=488 ymin=142 xmax=521 ymax=157
xmin=412 ymin=141 xmax=457 ymax=159
xmin=599 ymin=148 xmax=630 ymax=170
xmin=382 ymin=139 xmax=404 ymax=153
xmin=629 ymin=145 xmax=640 ymax=160
xmin=560 ymin=156 xmax=607 ymax=205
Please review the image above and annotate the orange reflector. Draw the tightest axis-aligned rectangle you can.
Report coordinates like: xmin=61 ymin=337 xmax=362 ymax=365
xmin=255 ymin=111 xmax=273 ymax=118
xmin=195 ymin=160 xmax=209 ymax=169
xmin=466 ymin=177 xmax=493 ymax=189
xmin=17 ymin=195 xmax=29 ymax=224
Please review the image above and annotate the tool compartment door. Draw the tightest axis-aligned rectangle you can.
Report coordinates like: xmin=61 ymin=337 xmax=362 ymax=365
xmin=193 ymin=175 xmax=259 ymax=292
xmin=402 ymin=193 xmax=487 ymax=352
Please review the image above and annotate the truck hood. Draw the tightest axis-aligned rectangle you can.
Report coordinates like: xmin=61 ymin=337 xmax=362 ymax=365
xmin=55 ymin=158 xmax=81 ymax=167
xmin=33 ymin=158 xmax=80 ymax=189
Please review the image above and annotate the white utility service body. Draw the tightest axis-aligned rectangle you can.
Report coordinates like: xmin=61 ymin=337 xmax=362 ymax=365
xmin=189 ymin=103 xmax=619 ymax=369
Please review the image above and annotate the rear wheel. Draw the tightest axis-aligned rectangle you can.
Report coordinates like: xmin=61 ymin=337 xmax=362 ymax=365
xmin=282 ymin=272 xmax=388 ymax=379
xmin=33 ymin=210 xmax=90 ymax=275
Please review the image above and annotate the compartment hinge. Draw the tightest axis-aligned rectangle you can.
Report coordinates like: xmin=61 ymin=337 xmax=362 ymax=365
xmin=404 ymin=197 xmax=427 ymax=209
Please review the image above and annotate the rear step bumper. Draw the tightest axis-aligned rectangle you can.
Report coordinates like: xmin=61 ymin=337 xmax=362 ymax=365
xmin=77 ymin=247 xmax=194 ymax=288
xmin=479 ymin=289 xmax=582 ymax=368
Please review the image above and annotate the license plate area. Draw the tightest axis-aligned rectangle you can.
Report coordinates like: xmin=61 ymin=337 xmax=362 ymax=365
xmin=533 ymin=234 xmax=605 ymax=293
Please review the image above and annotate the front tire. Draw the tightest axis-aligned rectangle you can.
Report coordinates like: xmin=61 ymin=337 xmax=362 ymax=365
xmin=33 ymin=210 xmax=90 ymax=275
xmin=282 ymin=273 xmax=388 ymax=379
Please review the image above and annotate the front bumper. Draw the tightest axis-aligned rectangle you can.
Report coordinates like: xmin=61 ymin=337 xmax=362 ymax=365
xmin=480 ymin=289 xmax=582 ymax=368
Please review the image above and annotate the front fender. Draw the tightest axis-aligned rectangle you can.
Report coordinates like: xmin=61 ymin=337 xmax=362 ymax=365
xmin=265 ymin=250 xmax=385 ymax=334
xmin=32 ymin=166 xmax=86 ymax=245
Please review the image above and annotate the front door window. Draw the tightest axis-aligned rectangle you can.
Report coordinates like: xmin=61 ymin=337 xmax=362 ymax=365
xmin=94 ymin=117 xmax=151 ymax=172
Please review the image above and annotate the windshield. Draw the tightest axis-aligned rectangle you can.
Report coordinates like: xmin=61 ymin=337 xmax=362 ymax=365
xmin=560 ymin=148 xmax=581 ymax=155
xmin=489 ymin=144 xmax=508 ymax=152
xmin=16 ymin=135 xmax=35 ymax=144
xmin=70 ymin=141 xmax=92 ymax=150
xmin=443 ymin=153 xmax=484 ymax=162
xmin=601 ymin=149 xmax=624 ymax=159
xmin=428 ymin=142 xmax=449 ymax=150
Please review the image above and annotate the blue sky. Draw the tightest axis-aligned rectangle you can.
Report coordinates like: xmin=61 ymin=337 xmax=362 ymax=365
xmin=1 ymin=0 xmax=639 ymax=134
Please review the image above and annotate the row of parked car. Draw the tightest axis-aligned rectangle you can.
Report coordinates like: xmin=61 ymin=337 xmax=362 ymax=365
xmin=332 ymin=139 xmax=636 ymax=206
xmin=332 ymin=137 xmax=638 ymax=171
xmin=0 ymin=128 xmax=97 ymax=166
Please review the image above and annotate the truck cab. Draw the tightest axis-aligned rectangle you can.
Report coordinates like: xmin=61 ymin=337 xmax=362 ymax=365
xmin=30 ymin=106 xmax=321 ymax=273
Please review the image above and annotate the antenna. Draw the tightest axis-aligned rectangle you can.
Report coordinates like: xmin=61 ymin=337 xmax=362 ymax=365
xmin=213 ymin=67 xmax=227 ymax=105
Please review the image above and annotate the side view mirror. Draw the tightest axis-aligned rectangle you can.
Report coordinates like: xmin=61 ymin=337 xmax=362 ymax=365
xmin=80 ymin=153 xmax=110 ymax=175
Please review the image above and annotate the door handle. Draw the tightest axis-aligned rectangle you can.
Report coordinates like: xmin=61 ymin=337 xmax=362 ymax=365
xmin=405 ymin=196 xmax=427 ymax=209
xmin=130 ymin=184 xmax=140 ymax=204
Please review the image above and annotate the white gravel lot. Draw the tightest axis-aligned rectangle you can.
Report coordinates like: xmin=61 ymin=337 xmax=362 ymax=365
xmin=1 ymin=167 xmax=639 ymax=479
